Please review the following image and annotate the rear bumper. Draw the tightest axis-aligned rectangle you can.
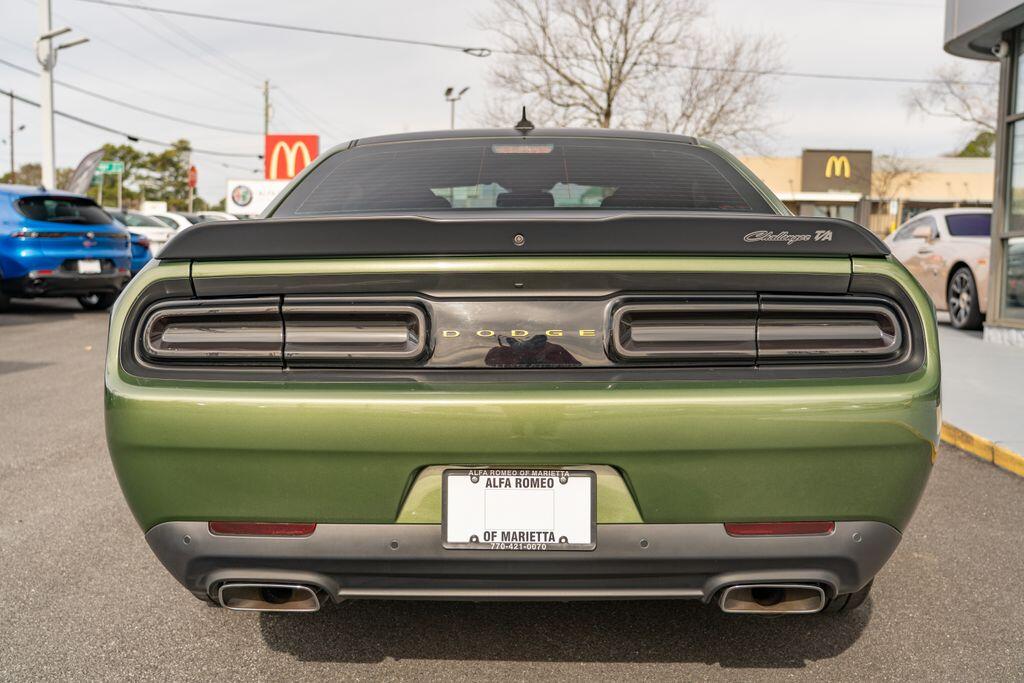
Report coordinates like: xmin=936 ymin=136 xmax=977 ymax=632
xmin=145 ymin=520 xmax=901 ymax=603
xmin=3 ymin=271 xmax=128 ymax=297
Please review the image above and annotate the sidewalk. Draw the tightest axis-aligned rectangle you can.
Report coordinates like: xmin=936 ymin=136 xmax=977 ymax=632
xmin=938 ymin=322 xmax=1024 ymax=468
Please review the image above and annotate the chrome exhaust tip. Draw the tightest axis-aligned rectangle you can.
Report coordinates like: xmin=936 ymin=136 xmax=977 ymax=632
xmin=217 ymin=583 xmax=322 ymax=613
xmin=719 ymin=583 xmax=826 ymax=615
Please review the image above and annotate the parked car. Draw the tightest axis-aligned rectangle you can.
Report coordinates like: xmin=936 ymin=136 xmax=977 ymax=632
xmin=885 ymin=208 xmax=991 ymax=330
xmin=128 ymin=232 xmax=153 ymax=275
xmin=107 ymin=209 xmax=177 ymax=255
xmin=106 ymin=128 xmax=940 ymax=616
xmin=0 ymin=184 xmax=132 ymax=310
xmin=144 ymin=211 xmax=201 ymax=230
xmin=193 ymin=211 xmax=238 ymax=222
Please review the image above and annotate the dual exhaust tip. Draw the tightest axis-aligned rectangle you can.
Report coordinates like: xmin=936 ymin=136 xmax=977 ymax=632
xmin=215 ymin=581 xmax=826 ymax=614
xmin=217 ymin=583 xmax=323 ymax=613
xmin=719 ymin=583 xmax=827 ymax=614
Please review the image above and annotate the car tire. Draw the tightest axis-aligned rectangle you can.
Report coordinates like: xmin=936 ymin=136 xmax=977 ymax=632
xmin=947 ymin=266 xmax=983 ymax=331
xmin=77 ymin=293 xmax=118 ymax=311
xmin=823 ymin=579 xmax=873 ymax=614
xmin=0 ymin=293 xmax=10 ymax=312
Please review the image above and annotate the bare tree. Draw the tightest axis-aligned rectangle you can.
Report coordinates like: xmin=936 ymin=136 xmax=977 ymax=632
xmin=642 ymin=33 xmax=781 ymax=148
xmin=481 ymin=0 xmax=779 ymax=146
xmin=907 ymin=63 xmax=998 ymax=134
xmin=871 ymin=154 xmax=923 ymax=234
xmin=872 ymin=154 xmax=923 ymax=204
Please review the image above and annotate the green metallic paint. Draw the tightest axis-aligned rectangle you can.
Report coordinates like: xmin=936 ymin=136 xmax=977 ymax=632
xmin=189 ymin=255 xmax=851 ymax=280
xmin=105 ymin=255 xmax=939 ymax=533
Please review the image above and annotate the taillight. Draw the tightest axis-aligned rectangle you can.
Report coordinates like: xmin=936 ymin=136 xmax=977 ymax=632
xmin=611 ymin=298 xmax=757 ymax=363
xmin=140 ymin=298 xmax=283 ymax=363
xmin=137 ymin=298 xmax=427 ymax=366
xmin=136 ymin=237 xmax=151 ymax=248
xmin=612 ymin=295 xmax=906 ymax=365
xmin=209 ymin=521 xmax=316 ymax=536
xmin=10 ymin=230 xmax=35 ymax=239
xmin=757 ymin=297 xmax=902 ymax=362
xmin=725 ymin=521 xmax=835 ymax=536
xmin=282 ymin=300 xmax=427 ymax=364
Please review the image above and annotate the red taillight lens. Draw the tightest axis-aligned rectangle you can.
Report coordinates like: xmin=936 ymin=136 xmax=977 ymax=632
xmin=724 ymin=521 xmax=835 ymax=536
xmin=208 ymin=521 xmax=316 ymax=536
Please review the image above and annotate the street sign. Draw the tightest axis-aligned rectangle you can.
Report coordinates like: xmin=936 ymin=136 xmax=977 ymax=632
xmin=188 ymin=165 xmax=198 ymax=189
xmin=96 ymin=161 xmax=124 ymax=174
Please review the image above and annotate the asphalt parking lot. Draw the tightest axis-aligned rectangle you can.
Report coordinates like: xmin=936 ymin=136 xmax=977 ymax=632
xmin=2 ymin=299 xmax=1023 ymax=681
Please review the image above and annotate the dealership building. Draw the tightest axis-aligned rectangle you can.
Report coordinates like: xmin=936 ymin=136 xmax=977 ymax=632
xmin=945 ymin=0 xmax=1024 ymax=342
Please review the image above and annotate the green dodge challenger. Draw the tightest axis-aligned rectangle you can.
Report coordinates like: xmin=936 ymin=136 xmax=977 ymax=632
xmin=105 ymin=127 xmax=940 ymax=615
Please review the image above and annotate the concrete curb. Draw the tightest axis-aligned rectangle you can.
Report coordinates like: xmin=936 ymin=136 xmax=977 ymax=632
xmin=941 ymin=423 xmax=1024 ymax=478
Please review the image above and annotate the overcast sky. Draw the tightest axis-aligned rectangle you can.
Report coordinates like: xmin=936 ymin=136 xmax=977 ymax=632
xmin=0 ymin=0 xmax=994 ymax=201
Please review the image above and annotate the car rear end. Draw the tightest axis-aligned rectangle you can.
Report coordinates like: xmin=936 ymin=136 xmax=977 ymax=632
xmin=0 ymin=187 xmax=131 ymax=304
xmin=105 ymin=131 xmax=940 ymax=615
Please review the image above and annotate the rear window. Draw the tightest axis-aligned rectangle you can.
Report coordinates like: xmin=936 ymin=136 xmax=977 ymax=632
xmin=15 ymin=196 xmax=111 ymax=225
xmin=945 ymin=213 xmax=991 ymax=237
xmin=272 ymin=137 xmax=772 ymax=216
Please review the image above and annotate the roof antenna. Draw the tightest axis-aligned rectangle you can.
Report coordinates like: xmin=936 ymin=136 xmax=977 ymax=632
xmin=514 ymin=107 xmax=534 ymax=133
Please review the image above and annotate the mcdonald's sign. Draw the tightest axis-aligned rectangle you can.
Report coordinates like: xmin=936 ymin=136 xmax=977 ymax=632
xmin=824 ymin=155 xmax=851 ymax=179
xmin=264 ymin=134 xmax=319 ymax=180
xmin=801 ymin=149 xmax=872 ymax=194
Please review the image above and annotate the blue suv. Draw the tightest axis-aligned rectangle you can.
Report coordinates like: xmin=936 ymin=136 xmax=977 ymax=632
xmin=0 ymin=184 xmax=133 ymax=310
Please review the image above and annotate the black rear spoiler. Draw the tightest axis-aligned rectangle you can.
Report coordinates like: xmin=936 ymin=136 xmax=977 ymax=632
xmin=158 ymin=213 xmax=889 ymax=260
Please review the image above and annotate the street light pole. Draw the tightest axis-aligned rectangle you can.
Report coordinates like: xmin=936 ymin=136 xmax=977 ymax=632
xmin=8 ymin=92 xmax=14 ymax=182
xmin=444 ymin=86 xmax=470 ymax=129
xmin=35 ymin=0 xmax=88 ymax=189
xmin=37 ymin=0 xmax=56 ymax=189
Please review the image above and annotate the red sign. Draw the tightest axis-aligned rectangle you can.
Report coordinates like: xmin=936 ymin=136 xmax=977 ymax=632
xmin=264 ymin=134 xmax=319 ymax=180
xmin=187 ymin=165 xmax=197 ymax=189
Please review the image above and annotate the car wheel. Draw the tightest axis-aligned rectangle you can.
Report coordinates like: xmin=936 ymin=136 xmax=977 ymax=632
xmin=0 ymin=293 xmax=10 ymax=311
xmin=823 ymin=580 xmax=873 ymax=614
xmin=77 ymin=293 xmax=118 ymax=311
xmin=947 ymin=266 xmax=983 ymax=330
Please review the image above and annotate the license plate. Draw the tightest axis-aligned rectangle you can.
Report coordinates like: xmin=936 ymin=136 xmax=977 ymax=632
xmin=442 ymin=468 xmax=596 ymax=551
xmin=77 ymin=259 xmax=101 ymax=274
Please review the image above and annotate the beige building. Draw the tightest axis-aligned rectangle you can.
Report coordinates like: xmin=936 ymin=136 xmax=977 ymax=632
xmin=739 ymin=152 xmax=993 ymax=236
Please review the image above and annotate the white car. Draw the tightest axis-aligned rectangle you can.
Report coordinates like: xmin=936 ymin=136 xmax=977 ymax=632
xmin=884 ymin=208 xmax=991 ymax=330
xmin=106 ymin=209 xmax=178 ymax=256
xmin=194 ymin=211 xmax=239 ymax=222
xmin=145 ymin=211 xmax=197 ymax=231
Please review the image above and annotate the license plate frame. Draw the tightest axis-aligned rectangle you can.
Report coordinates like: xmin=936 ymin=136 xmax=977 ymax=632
xmin=442 ymin=468 xmax=597 ymax=551
xmin=77 ymin=259 xmax=102 ymax=274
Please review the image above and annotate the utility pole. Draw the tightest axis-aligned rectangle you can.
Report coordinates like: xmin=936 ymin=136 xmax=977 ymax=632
xmin=443 ymin=87 xmax=470 ymax=129
xmin=262 ymin=79 xmax=270 ymax=138
xmin=8 ymin=92 xmax=14 ymax=182
xmin=37 ymin=0 xmax=56 ymax=189
xmin=35 ymin=0 xmax=88 ymax=189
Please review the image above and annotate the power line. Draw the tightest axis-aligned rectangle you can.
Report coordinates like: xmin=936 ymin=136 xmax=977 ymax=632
xmin=106 ymin=4 xmax=262 ymax=90
xmin=63 ymin=0 xmax=981 ymax=86
xmin=22 ymin=0 xmax=258 ymax=104
xmin=69 ymin=0 xmax=494 ymax=57
xmin=0 ymin=57 xmax=262 ymax=134
xmin=0 ymin=34 xmax=254 ymax=117
xmin=660 ymin=62 xmax=991 ymax=86
xmin=0 ymin=87 xmax=261 ymax=159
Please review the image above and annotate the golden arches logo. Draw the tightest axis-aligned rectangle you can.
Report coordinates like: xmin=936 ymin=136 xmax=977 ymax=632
xmin=268 ymin=140 xmax=313 ymax=180
xmin=824 ymin=155 xmax=851 ymax=179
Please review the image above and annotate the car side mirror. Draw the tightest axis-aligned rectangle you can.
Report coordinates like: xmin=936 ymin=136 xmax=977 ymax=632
xmin=912 ymin=226 xmax=934 ymax=240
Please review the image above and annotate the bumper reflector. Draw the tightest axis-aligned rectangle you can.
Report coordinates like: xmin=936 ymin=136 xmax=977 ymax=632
xmin=724 ymin=521 xmax=835 ymax=536
xmin=208 ymin=521 xmax=316 ymax=536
